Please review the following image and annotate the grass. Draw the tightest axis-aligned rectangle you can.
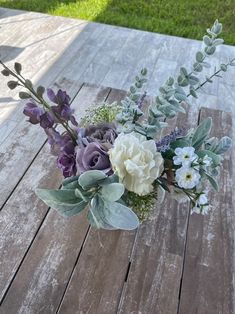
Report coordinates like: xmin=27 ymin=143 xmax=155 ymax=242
xmin=0 ymin=0 xmax=234 ymax=45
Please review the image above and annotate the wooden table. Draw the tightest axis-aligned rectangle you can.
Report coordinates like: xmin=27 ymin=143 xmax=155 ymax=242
xmin=0 ymin=82 xmax=233 ymax=314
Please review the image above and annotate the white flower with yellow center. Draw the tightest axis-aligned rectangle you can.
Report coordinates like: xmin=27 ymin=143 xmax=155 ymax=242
xmin=175 ymin=167 xmax=200 ymax=189
xmin=109 ymin=132 xmax=164 ymax=196
xmin=173 ymin=147 xmax=198 ymax=166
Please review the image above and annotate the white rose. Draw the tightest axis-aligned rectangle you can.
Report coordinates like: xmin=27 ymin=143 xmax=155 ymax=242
xmin=109 ymin=132 xmax=164 ymax=196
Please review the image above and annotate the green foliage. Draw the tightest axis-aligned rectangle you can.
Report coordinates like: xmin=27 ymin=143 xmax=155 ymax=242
xmin=100 ymin=183 xmax=125 ymax=202
xmin=88 ymin=195 xmax=139 ymax=230
xmin=192 ymin=117 xmax=212 ymax=149
xmin=116 ymin=68 xmax=147 ymax=130
xmin=37 ymin=171 xmax=138 ymax=230
xmin=78 ymin=170 xmax=107 ymax=189
xmin=81 ymin=102 xmax=121 ymax=126
xmin=35 ymin=188 xmax=88 ymax=216
xmin=123 ymin=190 xmax=157 ymax=221
xmin=213 ymin=136 xmax=232 ymax=154
xmin=197 ymin=150 xmax=222 ymax=167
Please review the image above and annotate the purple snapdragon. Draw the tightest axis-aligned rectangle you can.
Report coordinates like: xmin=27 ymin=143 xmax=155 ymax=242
xmin=47 ymin=88 xmax=78 ymax=126
xmin=57 ymin=140 xmax=77 ymax=178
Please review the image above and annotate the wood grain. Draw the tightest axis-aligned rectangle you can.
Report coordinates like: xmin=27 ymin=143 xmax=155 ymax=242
xmin=118 ymin=106 xmax=200 ymax=314
xmin=178 ymin=108 xmax=233 ymax=314
xmin=0 ymin=84 xmax=111 ymax=313
xmin=57 ymin=88 xmax=133 ymax=314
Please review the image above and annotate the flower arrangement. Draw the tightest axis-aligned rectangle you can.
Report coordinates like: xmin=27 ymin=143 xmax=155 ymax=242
xmin=1 ymin=20 xmax=234 ymax=230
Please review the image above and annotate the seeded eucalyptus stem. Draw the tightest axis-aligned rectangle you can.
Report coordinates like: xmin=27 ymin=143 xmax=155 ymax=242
xmin=0 ymin=60 xmax=77 ymax=143
xmin=187 ymin=58 xmax=235 ymax=97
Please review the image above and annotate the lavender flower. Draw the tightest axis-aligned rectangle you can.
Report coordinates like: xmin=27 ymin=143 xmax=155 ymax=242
xmin=76 ymin=142 xmax=112 ymax=174
xmin=57 ymin=141 xmax=77 ymax=178
xmin=136 ymin=91 xmax=147 ymax=109
xmin=47 ymin=88 xmax=78 ymax=126
xmin=156 ymin=128 xmax=186 ymax=152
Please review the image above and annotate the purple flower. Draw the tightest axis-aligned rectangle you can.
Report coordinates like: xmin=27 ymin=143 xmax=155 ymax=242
xmin=156 ymin=127 xmax=186 ymax=152
xmin=23 ymin=102 xmax=55 ymax=129
xmin=47 ymin=88 xmax=78 ymax=126
xmin=79 ymin=123 xmax=117 ymax=146
xmin=40 ymin=112 xmax=54 ymax=129
xmin=23 ymin=102 xmax=44 ymax=124
xmin=76 ymin=142 xmax=112 ymax=174
xmin=136 ymin=91 xmax=147 ymax=109
xmin=57 ymin=141 xmax=77 ymax=178
xmin=47 ymin=88 xmax=70 ymax=106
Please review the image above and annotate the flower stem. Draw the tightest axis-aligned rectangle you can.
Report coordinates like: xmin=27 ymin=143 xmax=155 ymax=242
xmin=187 ymin=58 xmax=235 ymax=97
xmin=0 ymin=60 xmax=77 ymax=143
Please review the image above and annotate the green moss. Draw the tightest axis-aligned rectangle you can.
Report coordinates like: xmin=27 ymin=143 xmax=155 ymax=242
xmin=123 ymin=190 xmax=158 ymax=222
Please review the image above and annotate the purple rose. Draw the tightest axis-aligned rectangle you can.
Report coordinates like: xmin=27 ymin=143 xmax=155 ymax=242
xmin=57 ymin=141 xmax=77 ymax=178
xmin=79 ymin=123 xmax=117 ymax=146
xmin=76 ymin=142 xmax=112 ymax=174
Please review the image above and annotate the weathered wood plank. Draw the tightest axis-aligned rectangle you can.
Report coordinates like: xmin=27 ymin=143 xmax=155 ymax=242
xmin=0 ymin=80 xmax=82 ymax=211
xmin=0 ymin=84 xmax=111 ymax=313
xmin=118 ymin=106 xmax=199 ymax=314
xmin=178 ymin=108 xmax=233 ymax=314
xmin=0 ymin=80 xmax=83 ymax=302
xmin=55 ymin=88 xmax=137 ymax=314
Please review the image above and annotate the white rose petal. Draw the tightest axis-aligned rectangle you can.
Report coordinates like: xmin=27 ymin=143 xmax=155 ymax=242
xmin=109 ymin=132 xmax=164 ymax=196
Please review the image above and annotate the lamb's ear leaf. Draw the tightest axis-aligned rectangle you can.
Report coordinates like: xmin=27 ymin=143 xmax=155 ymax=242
xmin=192 ymin=117 xmax=212 ymax=149
xmin=100 ymin=183 xmax=125 ymax=202
xmin=62 ymin=175 xmax=80 ymax=186
xmin=88 ymin=196 xmax=139 ymax=230
xmin=35 ymin=188 xmax=87 ymax=217
xmin=213 ymin=136 xmax=232 ymax=154
xmin=88 ymin=196 xmax=117 ymax=230
xmin=197 ymin=150 xmax=222 ymax=166
xmin=103 ymin=201 xmax=139 ymax=230
xmin=78 ymin=170 xmax=107 ymax=189
xmin=204 ymin=173 xmax=219 ymax=191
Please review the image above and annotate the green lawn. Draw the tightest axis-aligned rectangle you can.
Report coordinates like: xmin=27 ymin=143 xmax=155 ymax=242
xmin=0 ymin=0 xmax=234 ymax=45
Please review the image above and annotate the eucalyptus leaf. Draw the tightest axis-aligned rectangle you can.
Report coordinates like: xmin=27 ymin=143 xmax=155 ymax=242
xmin=196 ymin=51 xmax=204 ymax=63
xmin=203 ymin=35 xmax=212 ymax=46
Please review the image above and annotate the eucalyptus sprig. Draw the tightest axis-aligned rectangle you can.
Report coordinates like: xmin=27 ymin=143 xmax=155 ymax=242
xmin=141 ymin=20 xmax=235 ymax=139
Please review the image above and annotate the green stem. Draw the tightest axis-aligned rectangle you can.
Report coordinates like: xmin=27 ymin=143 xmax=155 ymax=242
xmin=187 ymin=58 xmax=235 ymax=97
xmin=0 ymin=60 xmax=77 ymax=143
